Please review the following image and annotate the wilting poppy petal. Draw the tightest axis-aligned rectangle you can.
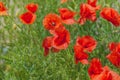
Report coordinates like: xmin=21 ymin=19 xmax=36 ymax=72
xmin=59 ymin=8 xmax=76 ymax=25
xmin=74 ymin=45 xmax=88 ymax=64
xmin=87 ymin=0 xmax=100 ymax=10
xmin=52 ymin=29 xmax=70 ymax=50
xmin=43 ymin=13 xmax=62 ymax=31
xmin=26 ymin=3 xmax=38 ymax=13
xmin=61 ymin=0 xmax=67 ymax=4
xmin=42 ymin=36 xmax=53 ymax=56
xmin=0 ymin=2 xmax=7 ymax=16
xmin=76 ymin=36 xmax=97 ymax=52
xmin=78 ymin=4 xmax=97 ymax=25
xmin=100 ymin=8 xmax=120 ymax=27
xmin=20 ymin=11 xmax=36 ymax=24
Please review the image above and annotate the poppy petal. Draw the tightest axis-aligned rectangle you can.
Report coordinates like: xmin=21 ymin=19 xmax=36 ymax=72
xmin=20 ymin=11 xmax=36 ymax=24
xmin=26 ymin=3 xmax=38 ymax=13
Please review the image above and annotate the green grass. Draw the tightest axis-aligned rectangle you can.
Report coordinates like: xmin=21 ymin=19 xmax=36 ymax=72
xmin=0 ymin=0 xmax=120 ymax=80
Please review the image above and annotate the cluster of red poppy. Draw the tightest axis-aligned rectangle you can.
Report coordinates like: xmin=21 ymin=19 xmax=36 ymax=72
xmin=42 ymin=0 xmax=120 ymax=79
xmin=0 ymin=0 xmax=120 ymax=80
xmin=42 ymin=13 xmax=70 ymax=56
xmin=19 ymin=3 xmax=38 ymax=24
xmin=0 ymin=2 xmax=38 ymax=24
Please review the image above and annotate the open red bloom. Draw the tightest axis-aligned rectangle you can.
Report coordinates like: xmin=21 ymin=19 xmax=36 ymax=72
xmin=74 ymin=45 xmax=88 ymax=64
xmin=26 ymin=3 xmax=38 ymax=13
xmin=76 ymin=36 xmax=97 ymax=52
xmin=52 ymin=29 xmax=70 ymax=50
xmin=61 ymin=0 xmax=67 ymax=4
xmin=88 ymin=58 xmax=120 ymax=80
xmin=78 ymin=4 xmax=97 ymax=25
xmin=0 ymin=2 xmax=7 ymax=15
xmin=87 ymin=0 xmax=100 ymax=10
xmin=59 ymin=8 xmax=76 ymax=25
xmin=42 ymin=29 xmax=70 ymax=56
xmin=20 ymin=11 xmax=36 ymax=24
xmin=43 ymin=13 xmax=62 ymax=31
xmin=107 ymin=43 xmax=120 ymax=68
xmin=100 ymin=8 xmax=120 ymax=27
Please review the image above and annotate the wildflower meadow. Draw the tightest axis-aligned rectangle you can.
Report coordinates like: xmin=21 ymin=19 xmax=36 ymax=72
xmin=0 ymin=0 xmax=120 ymax=80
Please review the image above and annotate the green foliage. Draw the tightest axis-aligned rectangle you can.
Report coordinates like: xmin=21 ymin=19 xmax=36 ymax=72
xmin=0 ymin=0 xmax=120 ymax=80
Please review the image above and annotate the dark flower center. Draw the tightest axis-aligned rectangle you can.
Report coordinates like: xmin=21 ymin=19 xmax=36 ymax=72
xmin=51 ymin=22 xmax=56 ymax=26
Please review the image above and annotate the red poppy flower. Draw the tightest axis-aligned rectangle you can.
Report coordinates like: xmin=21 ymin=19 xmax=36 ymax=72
xmin=52 ymin=29 xmax=70 ymax=50
xmin=107 ymin=43 xmax=120 ymax=68
xmin=59 ymin=8 xmax=76 ymax=25
xmin=20 ymin=11 xmax=36 ymax=24
xmin=43 ymin=13 xmax=62 ymax=31
xmin=87 ymin=0 xmax=100 ymax=10
xmin=0 ymin=2 xmax=7 ymax=15
xmin=100 ymin=8 xmax=120 ymax=27
xmin=76 ymin=36 xmax=97 ymax=52
xmin=26 ymin=3 xmax=38 ymax=13
xmin=78 ymin=4 xmax=97 ymax=25
xmin=74 ymin=45 xmax=88 ymax=64
xmin=88 ymin=58 xmax=103 ymax=78
xmin=61 ymin=0 xmax=67 ymax=4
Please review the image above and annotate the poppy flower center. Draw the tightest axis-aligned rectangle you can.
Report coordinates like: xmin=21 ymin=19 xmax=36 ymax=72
xmin=51 ymin=22 xmax=56 ymax=26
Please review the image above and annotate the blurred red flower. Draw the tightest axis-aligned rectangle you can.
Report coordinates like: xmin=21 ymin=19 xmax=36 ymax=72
xmin=78 ymin=4 xmax=97 ymax=25
xmin=74 ymin=45 xmax=88 ymax=64
xmin=88 ymin=58 xmax=120 ymax=80
xmin=0 ymin=2 xmax=7 ymax=15
xmin=52 ymin=29 xmax=70 ymax=50
xmin=100 ymin=8 xmax=120 ymax=27
xmin=107 ymin=42 xmax=120 ymax=68
xmin=43 ymin=13 xmax=62 ymax=31
xmin=26 ymin=3 xmax=38 ymax=13
xmin=87 ymin=0 xmax=100 ymax=10
xmin=61 ymin=0 xmax=67 ymax=4
xmin=20 ymin=11 xmax=36 ymax=24
xmin=59 ymin=8 xmax=76 ymax=25
xmin=76 ymin=36 xmax=97 ymax=52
